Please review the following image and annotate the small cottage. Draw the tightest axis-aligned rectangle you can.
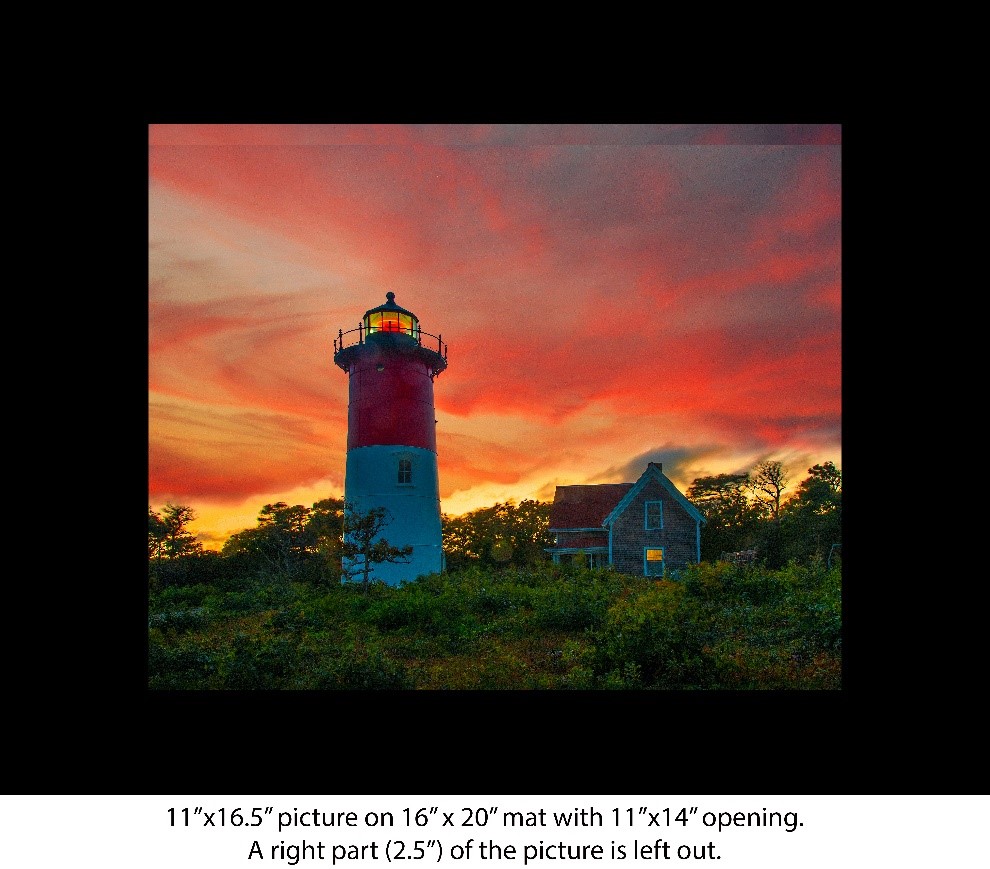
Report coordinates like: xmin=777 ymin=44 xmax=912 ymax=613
xmin=546 ymin=462 xmax=705 ymax=576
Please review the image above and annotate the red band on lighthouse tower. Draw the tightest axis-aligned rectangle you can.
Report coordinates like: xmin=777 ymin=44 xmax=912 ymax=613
xmin=346 ymin=348 xmax=438 ymax=451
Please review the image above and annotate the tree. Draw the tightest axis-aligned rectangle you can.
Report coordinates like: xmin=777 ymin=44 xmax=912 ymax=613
xmin=148 ymin=503 xmax=206 ymax=591
xmin=257 ymin=502 xmax=314 ymax=574
xmin=305 ymin=498 xmax=347 ymax=587
xmin=340 ymin=503 xmax=413 ymax=592
xmin=148 ymin=504 xmax=202 ymax=560
xmin=149 ymin=507 xmax=167 ymax=561
xmin=791 ymin=461 xmax=842 ymax=514
xmin=221 ymin=501 xmax=319 ymax=579
xmin=441 ymin=499 xmax=553 ymax=570
xmin=219 ymin=497 xmax=349 ymax=586
xmin=687 ymin=473 xmax=760 ymax=561
xmin=688 ymin=473 xmax=752 ymax=525
xmin=750 ymin=460 xmax=789 ymax=524
xmin=779 ymin=461 xmax=842 ymax=564
xmin=221 ymin=524 xmax=267 ymax=560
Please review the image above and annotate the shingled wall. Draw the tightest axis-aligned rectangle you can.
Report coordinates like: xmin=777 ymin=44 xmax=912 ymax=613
xmin=610 ymin=475 xmax=700 ymax=576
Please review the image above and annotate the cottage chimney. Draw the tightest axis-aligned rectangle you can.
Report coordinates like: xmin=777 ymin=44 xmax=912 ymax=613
xmin=649 ymin=461 xmax=663 ymax=472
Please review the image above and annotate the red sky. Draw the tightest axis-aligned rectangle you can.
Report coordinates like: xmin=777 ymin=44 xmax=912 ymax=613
xmin=148 ymin=124 xmax=841 ymax=550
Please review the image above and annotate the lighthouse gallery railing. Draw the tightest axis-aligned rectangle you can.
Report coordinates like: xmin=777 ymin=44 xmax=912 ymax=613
xmin=334 ymin=323 xmax=448 ymax=362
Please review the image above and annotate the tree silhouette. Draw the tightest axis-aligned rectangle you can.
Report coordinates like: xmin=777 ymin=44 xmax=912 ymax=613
xmin=148 ymin=504 xmax=202 ymax=560
xmin=750 ymin=460 xmax=789 ymax=524
xmin=340 ymin=503 xmax=413 ymax=592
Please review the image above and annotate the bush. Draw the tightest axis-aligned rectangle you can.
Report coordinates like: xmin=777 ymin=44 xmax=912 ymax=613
xmin=149 ymin=551 xmax=230 ymax=589
xmin=145 ymin=556 xmax=841 ymax=691
xmin=148 ymin=639 xmax=217 ymax=689
xmin=591 ymin=580 xmax=712 ymax=689
xmin=527 ymin=569 xmax=614 ymax=631
xmin=203 ymin=590 xmax=258 ymax=614
xmin=309 ymin=641 xmax=412 ymax=690
xmin=148 ymin=607 xmax=209 ymax=635
xmin=364 ymin=591 xmax=438 ymax=631
xmin=219 ymin=633 xmax=302 ymax=690
xmin=150 ymin=583 xmax=214 ymax=612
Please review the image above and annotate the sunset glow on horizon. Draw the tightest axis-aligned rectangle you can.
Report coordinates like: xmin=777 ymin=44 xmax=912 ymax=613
xmin=149 ymin=124 xmax=841 ymax=551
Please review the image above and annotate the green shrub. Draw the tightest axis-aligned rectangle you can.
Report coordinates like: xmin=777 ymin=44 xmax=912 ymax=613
xmin=150 ymin=583 xmax=214 ymax=612
xmin=145 ymin=557 xmax=840 ymax=691
xmin=203 ymin=590 xmax=258 ymax=614
xmin=309 ymin=642 xmax=411 ymax=690
xmin=592 ymin=581 xmax=712 ymax=688
xmin=527 ymin=571 xmax=613 ymax=631
xmin=148 ymin=607 xmax=209 ymax=635
xmin=218 ymin=633 xmax=302 ymax=690
xmin=148 ymin=639 xmax=217 ymax=689
xmin=364 ymin=591 xmax=436 ymax=631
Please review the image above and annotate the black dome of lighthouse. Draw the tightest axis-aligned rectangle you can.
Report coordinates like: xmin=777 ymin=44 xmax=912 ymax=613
xmin=364 ymin=291 xmax=416 ymax=321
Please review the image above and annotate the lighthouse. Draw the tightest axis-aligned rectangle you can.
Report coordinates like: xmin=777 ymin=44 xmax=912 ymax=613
xmin=332 ymin=292 xmax=448 ymax=585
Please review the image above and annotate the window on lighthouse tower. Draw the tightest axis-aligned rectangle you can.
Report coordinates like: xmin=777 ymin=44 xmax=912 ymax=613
xmin=398 ymin=458 xmax=412 ymax=485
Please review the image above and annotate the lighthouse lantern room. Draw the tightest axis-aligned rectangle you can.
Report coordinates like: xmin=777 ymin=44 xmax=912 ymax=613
xmin=332 ymin=292 xmax=448 ymax=585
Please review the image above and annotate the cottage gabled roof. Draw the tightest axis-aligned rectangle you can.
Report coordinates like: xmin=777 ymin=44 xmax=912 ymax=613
xmin=548 ymin=483 xmax=634 ymax=531
xmin=601 ymin=462 xmax=705 ymax=527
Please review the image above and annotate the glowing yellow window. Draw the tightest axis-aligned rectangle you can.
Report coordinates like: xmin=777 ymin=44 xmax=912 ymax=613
xmin=645 ymin=548 xmax=664 ymax=577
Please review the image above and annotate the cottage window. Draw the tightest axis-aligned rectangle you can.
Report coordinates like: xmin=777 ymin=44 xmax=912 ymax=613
xmin=398 ymin=458 xmax=412 ymax=484
xmin=645 ymin=500 xmax=663 ymax=530
xmin=644 ymin=547 xmax=664 ymax=577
